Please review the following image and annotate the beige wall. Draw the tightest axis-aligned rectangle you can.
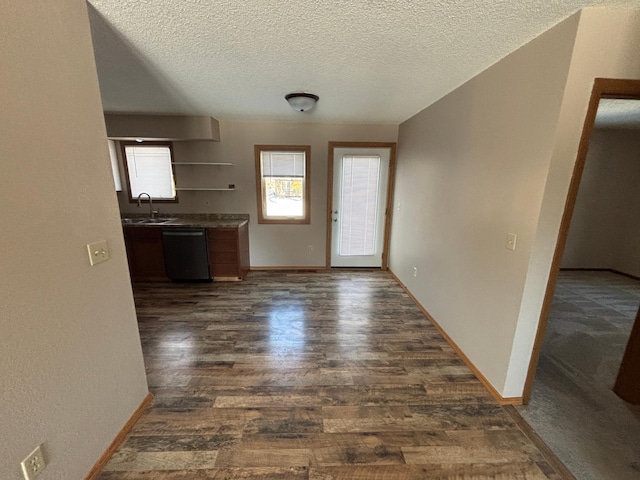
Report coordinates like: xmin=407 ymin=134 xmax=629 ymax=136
xmin=117 ymin=122 xmax=398 ymax=267
xmin=0 ymin=1 xmax=148 ymax=478
xmin=389 ymin=13 xmax=580 ymax=397
xmin=505 ymin=7 xmax=640 ymax=396
xmin=561 ymin=128 xmax=640 ymax=277
xmin=392 ymin=7 xmax=640 ymax=399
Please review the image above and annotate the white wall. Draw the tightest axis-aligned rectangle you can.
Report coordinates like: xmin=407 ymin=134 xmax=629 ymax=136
xmin=389 ymin=14 xmax=580 ymax=397
xmin=561 ymin=128 xmax=640 ymax=277
xmin=117 ymin=122 xmax=398 ymax=267
xmin=506 ymin=7 xmax=640 ymax=397
xmin=0 ymin=1 xmax=149 ymax=478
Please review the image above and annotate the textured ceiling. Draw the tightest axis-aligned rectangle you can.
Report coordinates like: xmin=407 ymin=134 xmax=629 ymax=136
xmin=87 ymin=0 xmax=640 ymax=124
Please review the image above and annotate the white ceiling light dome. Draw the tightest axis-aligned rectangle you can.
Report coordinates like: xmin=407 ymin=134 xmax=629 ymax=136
xmin=285 ymin=93 xmax=319 ymax=112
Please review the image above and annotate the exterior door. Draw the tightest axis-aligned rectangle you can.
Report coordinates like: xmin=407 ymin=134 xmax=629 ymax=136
xmin=330 ymin=147 xmax=390 ymax=267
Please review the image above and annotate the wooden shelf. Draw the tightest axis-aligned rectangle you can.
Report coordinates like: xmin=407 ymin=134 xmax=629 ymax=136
xmin=172 ymin=162 xmax=234 ymax=166
xmin=175 ymin=187 xmax=236 ymax=191
xmin=173 ymin=163 xmax=235 ymax=191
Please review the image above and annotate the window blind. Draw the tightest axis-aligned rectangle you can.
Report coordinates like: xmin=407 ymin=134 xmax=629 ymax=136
xmin=125 ymin=145 xmax=175 ymax=199
xmin=340 ymin=155 xmax=380 ymax=256
xmin=261 ymin=151 xmax=305 ymax=177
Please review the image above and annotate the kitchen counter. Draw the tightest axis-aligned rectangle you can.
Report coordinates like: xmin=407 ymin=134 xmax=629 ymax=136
xmin=121 ymin=213 xmax=250 ymax=281
xmin=121 ymin=213 xmax=249 ymax=229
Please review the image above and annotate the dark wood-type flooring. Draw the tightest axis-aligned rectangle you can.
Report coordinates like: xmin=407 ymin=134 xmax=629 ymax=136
xmin=98 ymin=270 xmax=567 ymax=479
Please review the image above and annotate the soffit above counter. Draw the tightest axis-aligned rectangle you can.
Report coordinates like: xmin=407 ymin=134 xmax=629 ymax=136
xmin=104 ymin=113 xmax=220 ymax=141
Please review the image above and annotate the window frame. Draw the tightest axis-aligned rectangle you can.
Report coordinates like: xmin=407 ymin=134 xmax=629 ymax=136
xmin=254 ymin=145 xmax=311 ymax=224
xmin=121 ymin=141 xmax=179 ymax=204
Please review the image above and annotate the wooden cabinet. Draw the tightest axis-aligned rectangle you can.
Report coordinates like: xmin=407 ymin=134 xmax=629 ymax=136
xmin=207 ymin=223 xmax=250 ymax=280
xmin=123 ymin=222 xmax=250 ymax=282
xmin=123 ymin=226 xmax=168 ymax=281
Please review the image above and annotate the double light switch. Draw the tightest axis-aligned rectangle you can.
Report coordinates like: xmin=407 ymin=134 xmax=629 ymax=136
xmin=87 ymin=240 xmax=110 ymax=266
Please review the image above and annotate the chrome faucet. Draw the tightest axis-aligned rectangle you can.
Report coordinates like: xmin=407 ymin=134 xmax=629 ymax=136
xmin=136 ymin=192 xmax=156 ymax=219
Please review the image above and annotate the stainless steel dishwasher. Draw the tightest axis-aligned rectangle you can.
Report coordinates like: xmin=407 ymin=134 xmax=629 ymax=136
xmin=162 ymin=228 xmax=212 ymax=281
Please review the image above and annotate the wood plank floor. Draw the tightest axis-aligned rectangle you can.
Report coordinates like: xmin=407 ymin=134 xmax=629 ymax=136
xmin=98 ymin=270 xmax=566 ymax=479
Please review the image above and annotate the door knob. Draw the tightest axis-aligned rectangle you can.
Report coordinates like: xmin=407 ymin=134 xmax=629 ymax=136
xmin=333 ymin=218 xmax=338 ymax=222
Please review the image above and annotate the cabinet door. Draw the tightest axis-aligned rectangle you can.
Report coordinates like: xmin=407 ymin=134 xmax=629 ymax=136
xmin=123 ymin=226 xmax=167 ymax=281
xmin=208 ymin=228 xmax=240 ymax=280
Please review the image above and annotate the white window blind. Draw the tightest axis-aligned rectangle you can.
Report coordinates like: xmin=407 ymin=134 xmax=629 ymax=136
xmin=261 ymin=151 xmax=305 ymax=177
xmin=124 ymin=145 xmax=176 ymax=199
xmin=340 ymin=155 xmax=380 ymax=256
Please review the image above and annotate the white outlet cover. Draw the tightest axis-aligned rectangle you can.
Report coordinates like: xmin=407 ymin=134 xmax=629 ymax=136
xmin=87 ymin=240 xmax=110 ymax=266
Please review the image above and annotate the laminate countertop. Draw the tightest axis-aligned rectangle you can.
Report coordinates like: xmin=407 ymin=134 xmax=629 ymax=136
xmin=121 ymin=213 xmax=249 ymax=229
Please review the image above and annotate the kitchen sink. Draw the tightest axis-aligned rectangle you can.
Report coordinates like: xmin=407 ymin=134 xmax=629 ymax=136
xmin=140 ymin=218 xmax=177 ymax=224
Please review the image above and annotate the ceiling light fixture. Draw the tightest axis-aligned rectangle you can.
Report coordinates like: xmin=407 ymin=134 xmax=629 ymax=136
xmin=285 ymin=92 xmax=319 ymax=112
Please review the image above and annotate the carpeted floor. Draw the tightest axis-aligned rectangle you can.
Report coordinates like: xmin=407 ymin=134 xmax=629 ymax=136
xmin=516 ymin=270 xmax=640 ymax=480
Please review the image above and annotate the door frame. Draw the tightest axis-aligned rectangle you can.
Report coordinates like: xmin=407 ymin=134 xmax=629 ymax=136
xmin=326 ymin=142 xmax=397 ymax=270
xmin=522 ymin=78 xmax=640 ymax=403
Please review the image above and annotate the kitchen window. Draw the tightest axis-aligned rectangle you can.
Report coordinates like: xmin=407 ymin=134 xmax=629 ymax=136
xmin=121 ymin=142 xmax=178 ymax=202
xmin=254 ymin=145 xmax=311 ymax=224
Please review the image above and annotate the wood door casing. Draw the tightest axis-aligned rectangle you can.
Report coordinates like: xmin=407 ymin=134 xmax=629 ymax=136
xmin=523 ymin=78 xmax=640 ymax=403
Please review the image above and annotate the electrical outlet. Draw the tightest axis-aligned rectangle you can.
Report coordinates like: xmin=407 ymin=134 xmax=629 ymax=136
xmin=413 ymin=266 xmax=418 ymax=277
xmin=21 ymin=444 xmax=47 ymax=480
xmin=308 ymin=245 xmax=313 ymax=252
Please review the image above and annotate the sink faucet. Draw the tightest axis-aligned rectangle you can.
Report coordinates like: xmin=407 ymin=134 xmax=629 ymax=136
xmin=136 ymin=192 xmax=156 ymax=219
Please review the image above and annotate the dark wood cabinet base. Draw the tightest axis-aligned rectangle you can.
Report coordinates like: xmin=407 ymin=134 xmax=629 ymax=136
xmin=123 ymin=223 xmax=250 ymax=282
xmin=207 ymin=223 xmax=250 ymax=280
xmin=123 ymin=226 xmax=168 ymax=281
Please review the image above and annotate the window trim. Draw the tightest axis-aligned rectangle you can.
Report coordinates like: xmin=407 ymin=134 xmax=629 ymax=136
xmin=121 ymin=141 xmax=179 ymax=204
xmin=254 ymin=145 xmax=311 ymax=224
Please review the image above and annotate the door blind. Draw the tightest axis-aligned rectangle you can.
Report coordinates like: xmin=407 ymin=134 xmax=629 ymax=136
xmin=340 ymin=155 xmax=381 ymax=256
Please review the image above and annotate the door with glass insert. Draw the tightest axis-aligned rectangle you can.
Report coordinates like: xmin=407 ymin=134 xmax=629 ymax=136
xmin=330 ymin=147 xmax=390 ymax=267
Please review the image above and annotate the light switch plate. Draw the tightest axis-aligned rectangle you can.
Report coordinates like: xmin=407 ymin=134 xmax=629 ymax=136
xmin=87 ymin=240 xmax=110 ymax=266
xmin=506 ymin=233 xmax=517 ymax=251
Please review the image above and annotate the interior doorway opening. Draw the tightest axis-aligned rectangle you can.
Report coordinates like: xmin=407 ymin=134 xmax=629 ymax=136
xmin=518 ymin=78 xmax=640 ymax=480
xmin=525 ymin=78 xmax=640 ymax=401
